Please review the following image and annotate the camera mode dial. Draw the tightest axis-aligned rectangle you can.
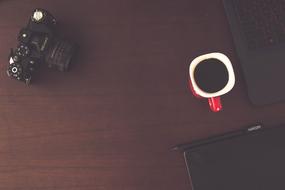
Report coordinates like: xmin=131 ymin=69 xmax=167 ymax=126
xmin=7 ymin=63 xmax=23 ymax=79
xmin=16 ymin=45 xmax=30 ymax=57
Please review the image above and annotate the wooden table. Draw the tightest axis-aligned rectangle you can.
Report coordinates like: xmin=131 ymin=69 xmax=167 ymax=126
xmin=0 ymin=0 xmax=285 ymax=189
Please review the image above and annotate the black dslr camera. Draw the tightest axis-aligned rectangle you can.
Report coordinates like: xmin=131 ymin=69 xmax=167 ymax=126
xmin=7 ymin=9 xmax=77 ymax=84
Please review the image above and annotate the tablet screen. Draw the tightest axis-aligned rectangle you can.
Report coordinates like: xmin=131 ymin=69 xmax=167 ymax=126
xmin=184 ymin=126 xmax=285 ymax=190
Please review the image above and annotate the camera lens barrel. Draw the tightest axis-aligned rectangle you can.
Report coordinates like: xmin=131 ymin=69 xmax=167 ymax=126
xmin=45 ymin=40 xmax=77 ymax=72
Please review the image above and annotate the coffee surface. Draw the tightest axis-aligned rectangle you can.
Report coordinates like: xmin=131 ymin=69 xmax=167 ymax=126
xmin=194 ymin=58 xmax=229 ymax=93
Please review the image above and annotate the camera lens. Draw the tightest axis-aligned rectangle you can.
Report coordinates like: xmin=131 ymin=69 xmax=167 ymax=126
xmin=45 ymin=40 xmax=77 ymax=72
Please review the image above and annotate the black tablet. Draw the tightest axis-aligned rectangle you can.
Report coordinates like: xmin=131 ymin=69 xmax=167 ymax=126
xmin=182 ymin=125 xmax=285 ymax=190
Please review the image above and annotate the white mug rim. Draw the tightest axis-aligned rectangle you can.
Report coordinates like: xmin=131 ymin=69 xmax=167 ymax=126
xmin=189 ymin=52 xmax=235 ymax=98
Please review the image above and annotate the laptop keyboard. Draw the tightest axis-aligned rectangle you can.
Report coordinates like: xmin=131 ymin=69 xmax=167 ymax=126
xmin=234 ymin=0 xmax=285 ymax=49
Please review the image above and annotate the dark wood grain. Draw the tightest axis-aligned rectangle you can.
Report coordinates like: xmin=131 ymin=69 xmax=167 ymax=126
xmin=0 ymin=0 xmax=285 ymax=189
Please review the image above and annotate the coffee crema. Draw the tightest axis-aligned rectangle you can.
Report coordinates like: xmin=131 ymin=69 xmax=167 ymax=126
xmin=194 ymin=58 xmax=229 ymax=93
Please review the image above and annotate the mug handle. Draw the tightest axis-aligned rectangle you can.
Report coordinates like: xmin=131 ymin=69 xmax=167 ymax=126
xmin=208 ymin=97 xmax=222 ymax=112
xmin=188 ymin=79 xmax=202 ymax=98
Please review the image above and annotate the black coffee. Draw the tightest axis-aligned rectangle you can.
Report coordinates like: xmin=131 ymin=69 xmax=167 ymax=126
xmin=194 ymin=58 xmax=229 ymax=93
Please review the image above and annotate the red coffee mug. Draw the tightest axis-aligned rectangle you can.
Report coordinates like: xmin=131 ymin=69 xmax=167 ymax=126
xmin=188 ymin=53 xmax=235 ymax=112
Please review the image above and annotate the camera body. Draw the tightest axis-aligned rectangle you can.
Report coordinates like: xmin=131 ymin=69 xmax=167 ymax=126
xmin=7 ymin=9 xmax=77 ymax=84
